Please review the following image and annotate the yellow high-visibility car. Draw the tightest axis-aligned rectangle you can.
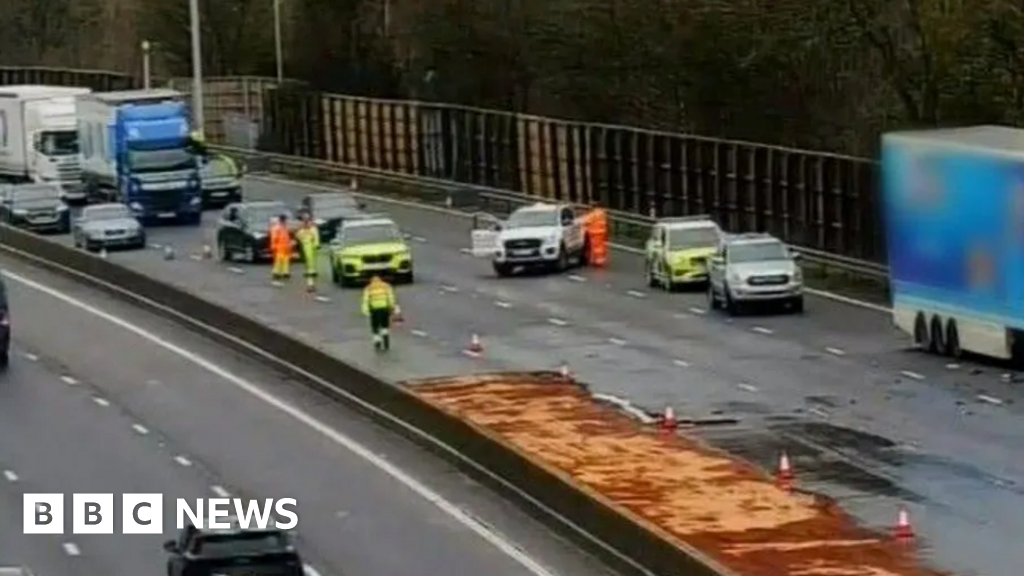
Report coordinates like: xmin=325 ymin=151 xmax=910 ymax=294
xmin=644 ymin=216 xmax=723 ymax=290
xmin=329 ymin=217 xmax=413 ymax=287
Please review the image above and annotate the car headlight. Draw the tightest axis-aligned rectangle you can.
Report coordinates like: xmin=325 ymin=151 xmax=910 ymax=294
xmin=728 ymin=272 xmax=743 ymax=284
xmin=252 ymin=232 xmax=266 ymax=239
xmin=12 ymin=209 xmax=26 ymax=216
xmin=57 ymin=205 xmax=68 ymax=212
xmin=129 ymin=202 xmax=143 ymax=211
xmin=546 ymin=232 xmax=560 ymax=244
xmin=189 ymin=197 xmax=201 ymax=205
xmin=793 ymin=269 xmax=803 ymax=282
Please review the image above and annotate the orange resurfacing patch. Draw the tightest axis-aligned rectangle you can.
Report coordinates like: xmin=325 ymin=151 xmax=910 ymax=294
xmin=410 ymin=372 xmax=951 ymax=576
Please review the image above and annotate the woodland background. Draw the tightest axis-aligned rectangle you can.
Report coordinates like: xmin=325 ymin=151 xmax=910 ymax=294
xmin=3 ymin=0 xmax=1024 ymax=156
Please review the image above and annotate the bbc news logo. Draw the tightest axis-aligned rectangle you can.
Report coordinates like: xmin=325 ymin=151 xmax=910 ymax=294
xmin=23 ymin=494 xmax=299 ymax=534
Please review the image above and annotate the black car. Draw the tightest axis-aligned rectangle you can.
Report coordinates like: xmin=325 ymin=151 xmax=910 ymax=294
xmin=0 ymin=183 xmax=70 ymax=233
xmin=164 ymin=517 xmax=303 ymax=576
xmin=0 ymin=276 xmax=9 ymax=369
xmin=216 ymin=201 xmax=296 ymax=263
xmin=297 ymin=192 xmax=367 ymax=243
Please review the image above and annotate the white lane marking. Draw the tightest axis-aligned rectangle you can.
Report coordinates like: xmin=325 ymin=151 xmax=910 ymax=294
xmin=252 ymin=173 xmax=892 ymax=313
xmin=751 ymin=326 xmax=773 ymax=335
xmin=608 ymin=337 xmax=627 ymax=346
xmin=567 ymin=274 xmax=586 ymax=282
xmin=688 ymin=307 xmax=706 ymax=315
xmin=547 ymin=317 xmax=568 ymax=326
xmin=900 ymin=370 xmax=925 ymax=381
xmin=92 ymin=397 xmax=110 ymax=407
xmin=304 ymin=564 xmax=324 ymax=576
xmin=189 ymin=254 xmax=202 ymax=261
xmin=672 ymin=359 xmax=690 ymax=368
xmin=737 ymin=383 xmax=758 ymax=393
xmin=5 ymin=269 xmax=566 ymax=576
xmin=4 ymin=470 xmax=18 ymax=482
xmin=151 ymin=243 xmax=162 ymax=249
xmin=22 ymin=352 xmax=38 ymax=361
xmin=132 ymin=424 xmax=149 ymax=435
xmin=462 ymin=349 xmax=482 ymax=358
xmin=210 ymin=485 xmax=231 ymax=497
xmin=60 ymin=375 xmax=78 ymax=385
xmin=174 ymin=455 xmax=193 ymax=467
xmin=439 ymin=284 xmax=459 ymax=293
xmin=458 ymin=247 xmax=472 ymax=255
xmin=315 ymin=295 xmax=331 ymax=303
xmin=945 ymin=363 xmax=960 ymax=370
xmin=412 ymin=236 xmax=427 ymax=243
xmin=228 ymin=267 xmax=245 ymax=274
xmin=409 ymin=329 xmax=428 ymax=338
xmin=977 ymin=394 xmax=1004 ymax=406
xmin=62 ymin=543 xmax=80 ymax=556
xmin=626 ymin=290 xmax=646 ymax=298
xmin=825 ymin=347 xmax=846 ymax=356
xmin=809 ymin=406 xmax=830 ymax=418
xmin=494 ymin=300 xmax=512 ymax=309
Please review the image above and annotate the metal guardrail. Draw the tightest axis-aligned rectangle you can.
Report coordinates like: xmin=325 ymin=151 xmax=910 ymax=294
xmin=213 ymin=144 xmax=890 ymax=280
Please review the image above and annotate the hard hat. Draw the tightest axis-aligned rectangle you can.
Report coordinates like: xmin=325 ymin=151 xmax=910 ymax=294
xmin=370 ymin=275 xmax=382 ymax=282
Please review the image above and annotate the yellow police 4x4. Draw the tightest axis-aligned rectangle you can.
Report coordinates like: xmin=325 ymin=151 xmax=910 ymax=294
xmin=329 ymin=217 xmax=413 ymax=287
xmin=644 ymin=216 xmax=723 ymax=290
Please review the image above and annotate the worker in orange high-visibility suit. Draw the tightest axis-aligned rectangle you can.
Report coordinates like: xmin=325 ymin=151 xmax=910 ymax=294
xmin=270 ymin=214 xmax=292 ymax=282
xmin=585 ymin=207 xmax=609 ymax=266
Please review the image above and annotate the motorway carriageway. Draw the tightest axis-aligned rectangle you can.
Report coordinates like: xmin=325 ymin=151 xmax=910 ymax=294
xmin=0 ymin=256 xmax=612 ymax=576
xmin=37 ymin=174 xmax=1024 ymax=576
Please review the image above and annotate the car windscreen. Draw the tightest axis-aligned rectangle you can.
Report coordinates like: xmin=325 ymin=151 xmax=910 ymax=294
xmin=506 ymin=209 xmax=558 ymax=229
xmin=244 ymin=206 xmax=292 ymax=227
xmin=203 ymin=156 xmax=235 ymax=177
xmin=312 ymin=195 xmax=358 ymax=213
xmin=194 ymin=531 xmax=290 ymax=558
xmin=12 ymin=186 xmax=60 ymax=205
xmin=85 ymin=206 xmax=131 ymax=221
xmin=36 ymin=130 xmax=78 ymax=155
xmin=340 ymin=224 xmax=401 ymax=245
xmin=127 ymin=148 xmax=194 ymax=172
xmin=667 ymin=226 xmax=719 ymax=249
xmin=729 ymin=242 xmax=789 ymax=263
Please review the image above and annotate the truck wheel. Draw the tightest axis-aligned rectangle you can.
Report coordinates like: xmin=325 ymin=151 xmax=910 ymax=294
xmin=493 ymin=262 xmax=514 ymax=277
xmin=929 ymin=315 xmax=944 ymax=354
xmin=945 ymin=319 xmax=962 ymax=359
xmin=913 ymin=313 xmax=929 ymax=350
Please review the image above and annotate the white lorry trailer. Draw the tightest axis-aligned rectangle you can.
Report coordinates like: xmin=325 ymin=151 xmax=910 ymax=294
xmin=0 ymin=85 xmax=91 ymax=202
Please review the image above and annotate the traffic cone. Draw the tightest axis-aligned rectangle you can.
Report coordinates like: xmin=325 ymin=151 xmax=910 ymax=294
xmin=894 ymin=506 xmax=914 ymax=540
xmin=99 ymin=247 xmax=108 ymax=259
xmin=163 ymin=246 xmax=175 ymax=260
xmin=201 ymin=244 xmax=213 ymax=259
xmin=349 ymin=177 xmax=358 ymax=191
xmin=466 ymin=333 xmax=483 ymax=355
xmin=776 ymin=451 xmax=794 ymax=488
xmin=392 ymin=306 xmax=404 ymax=325
xmin=558 ymin=362 xmax=571 ymax=379
xmin=660 ymin=406 xmax=678 ymax=430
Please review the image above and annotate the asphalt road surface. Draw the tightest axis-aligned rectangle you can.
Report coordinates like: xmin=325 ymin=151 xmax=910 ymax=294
xmin=29 ymin=174 xmax=1024 ymax=576
xmin=0 ymin=256 xmax=612 ymax=576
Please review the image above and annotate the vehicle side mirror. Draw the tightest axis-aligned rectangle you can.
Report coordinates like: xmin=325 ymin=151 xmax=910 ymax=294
xmin=710 ymin=256 xmax=724 ymax=267
xmin=792 ymin=252 xmax=802 ymax=261
xmin=163 ymin=540 xmax=178 ymax=553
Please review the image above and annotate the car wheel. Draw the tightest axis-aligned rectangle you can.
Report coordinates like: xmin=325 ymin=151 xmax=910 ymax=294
xmin=331 ymin=265 xmax=340 ymax=285
xmin=724 ymin=285 xmax=739 ymax=316
xmin=0 ymin=350 xmax=9 ymax=370
xmin=646 ymin=262 xmax=659 ymax=288
xmin=707 ymin=284 xmax=720 ymax=310
xmin=242 ymin=243 xmax=256 ymax=264
xmin=557 ymin=245 xmax=570 ymax=272
xmin=73 ymin=234 xmax=81 ymax=248
xmin=401 ymin=271 xmax=415 ymax=284
xmin=791 ymin=296 xmax=804 ymax=314
xmin=217 ymin=239 xmax=232 ymax=262
xmin=493 ymin=262 xmax=514 ymax=277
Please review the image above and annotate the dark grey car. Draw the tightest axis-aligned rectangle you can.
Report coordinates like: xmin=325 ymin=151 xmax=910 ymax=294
xmin=297 ymin=192 xmax=368 ymax=243
xmin=0 ymin=183 xmax=71 ymax=234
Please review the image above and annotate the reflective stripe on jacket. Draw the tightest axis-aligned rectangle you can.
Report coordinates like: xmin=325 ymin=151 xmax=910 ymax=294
xmin=361 ymin=282 xmax=395 ymax=315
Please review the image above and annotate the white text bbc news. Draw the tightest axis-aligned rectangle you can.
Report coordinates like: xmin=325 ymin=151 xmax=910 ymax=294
xmin=23 ymin=494 xmax=299 ymax=534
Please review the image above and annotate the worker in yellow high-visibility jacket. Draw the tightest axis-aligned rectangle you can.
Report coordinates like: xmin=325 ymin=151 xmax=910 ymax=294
xmin=361 ymin=275 xmax=399 ymax=351
xmin=295 ymin=212 xmax=320 ymax=292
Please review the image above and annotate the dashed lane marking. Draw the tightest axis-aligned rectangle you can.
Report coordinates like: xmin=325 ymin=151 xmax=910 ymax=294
xmin=825 ymin=347 xmax=846 ymax=356
xmin=688 ymin=307 xmax=707 ymax=315
xmin=439 ymin=285 xmax=459 ymax=293
xmin=304 ymin=565 xmax=324 ymax=576
xmin=228 ymin=267 xmax=245 ymax=274
xmin=946 ymin=363 xmax=960 ymax=370
xmin=132 ymin=424 xmax=149 ymax=435
xmin=672 ymin=359 xmax=690 ymax=367
xmin=809 ymin=406 xmax=830 ymax=418
xmin=458 ymin=247 xmax=472 ymax=255
xmin=3 ymin=269 xmax=567 ymax=576
xmin=60 ymin=376 xmax=78 ymax=385
xmin=567 ymin=274 xmax=586 ymax=282
xmin=608 ymin=337 xmax=627 ymax=346
xmin=977 ymin=394 xmax=1004 ymax=406
xmin=410 ymin=329 xmax=428 ymax=338
xmin=626 ymin=290 xmax=646 ymax=298
xmin=314 ymin=295 xmax=331 ymax=303
xmin=412 ymin=236 xmax=427 ymax=243
xmin=22 ymin=352 xmax=38 ymax=361
xmin=751 ymin=326 xmax=773 ymax=335
xmin=62 ymin=543 xmax=80 ymax=556
xmin=92 ymin=397 xmax=110 ymax=407
xmin=494 ymin=301 xmax=512 ymax=309
xmin=737 ymin=383 xmax=758 ymax=393
xmin=174 ymin=455 xmax=193 ymax=467
xmin=4 ymin=470 xmax=17 ymax=482
xmin=900 ymin=370 xmax=925 ymax=381
xmin=189 ymin=255 xmax=202 ymax=261
xmin=547 ymin=317 xmax=569 ymax=326
xmin=210 ymin=485 xmax=231 ymax=497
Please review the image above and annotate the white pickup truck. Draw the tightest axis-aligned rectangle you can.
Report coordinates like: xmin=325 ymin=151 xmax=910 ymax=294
xmin=470 ymin=202 xmax=589 ymax=277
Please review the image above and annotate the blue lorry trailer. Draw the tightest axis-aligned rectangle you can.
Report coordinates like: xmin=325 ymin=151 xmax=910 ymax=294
xmin=884 ymin=125 xmax=1024 ymax=360
xmin=76 ymin=89 xmax=202 ymax=225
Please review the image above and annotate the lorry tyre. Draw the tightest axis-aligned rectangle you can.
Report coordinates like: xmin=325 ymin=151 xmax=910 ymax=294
xmin=913 ymin=313 xmax=929 ymax=350
xmin=929 ymin=315 xmax=944 ymax=354
xmin=945 ymin=319 xmax=962 ymax=358
xmin=493 ymin=262 xmax=514 ymax=277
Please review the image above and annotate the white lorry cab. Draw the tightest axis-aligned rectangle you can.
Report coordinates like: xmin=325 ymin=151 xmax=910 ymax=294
xmin=0 ymin=85 xmax=91 ymax=201
xmin=471 ymin=202 xmax=588 ymax=277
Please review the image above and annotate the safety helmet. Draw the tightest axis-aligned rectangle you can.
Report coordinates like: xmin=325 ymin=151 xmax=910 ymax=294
xmin=190 ymin=130 xmax=205 ymax=142
xmin=370 ymin=275 xmax=382 ymax=283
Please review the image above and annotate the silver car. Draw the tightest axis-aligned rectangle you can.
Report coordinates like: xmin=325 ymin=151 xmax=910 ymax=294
xmin=707 ymin=233 xmax=803 ymax=314
xmin=73 ymin=202 xmax=146 ymax=252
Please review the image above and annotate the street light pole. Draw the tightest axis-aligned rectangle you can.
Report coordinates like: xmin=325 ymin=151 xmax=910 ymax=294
xmin=141 ymin=40 xmax=152 ymax=89
xmin=189 ymin=0 xmax=205 ymax=133
xmin=274 ymin=0 xmax=284 ymax=82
